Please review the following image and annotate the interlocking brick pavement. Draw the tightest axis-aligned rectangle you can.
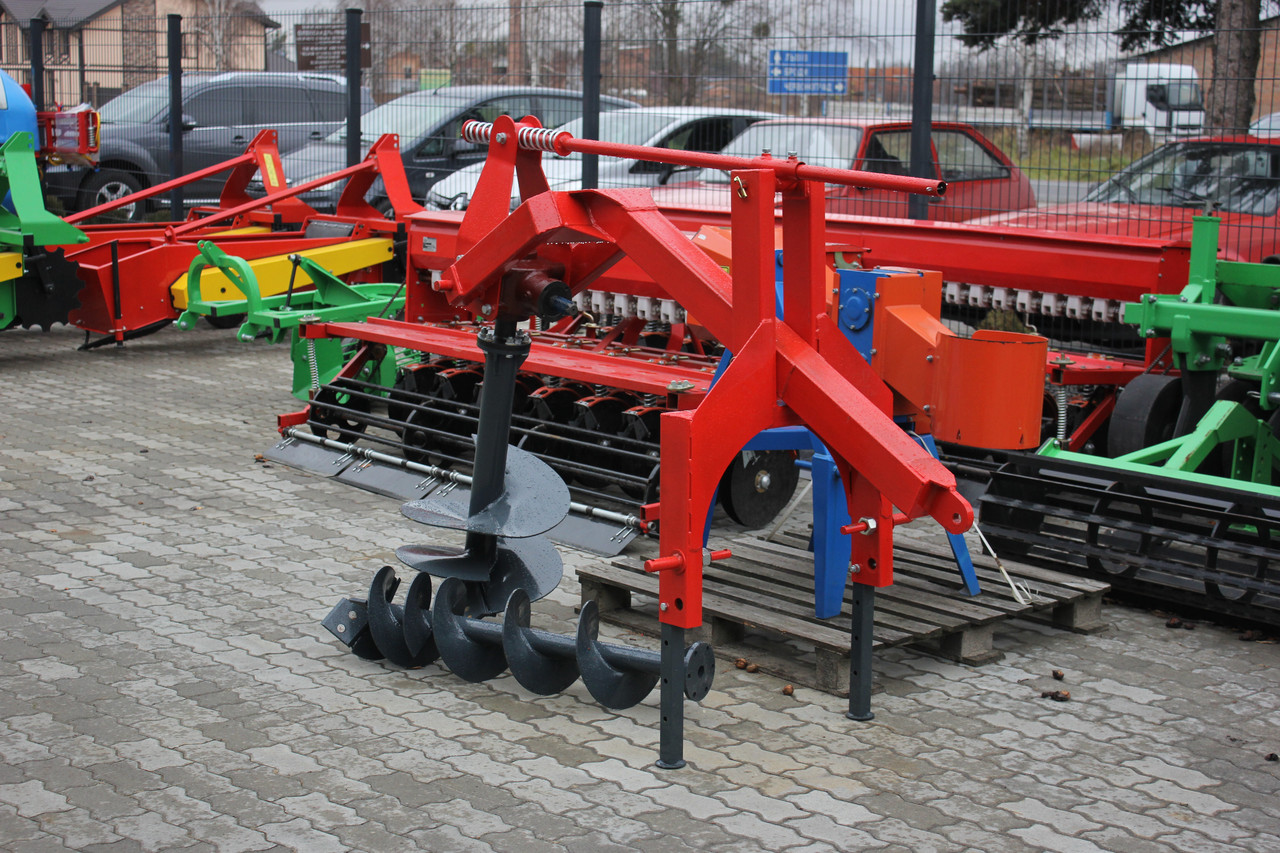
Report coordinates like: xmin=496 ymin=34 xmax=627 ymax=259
xmin=1 ymin=324 xmax=1278 ymax=851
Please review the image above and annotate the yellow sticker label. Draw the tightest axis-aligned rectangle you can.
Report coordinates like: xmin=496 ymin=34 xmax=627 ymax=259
xmin=263 ymin=153 xmax=280 ymax=188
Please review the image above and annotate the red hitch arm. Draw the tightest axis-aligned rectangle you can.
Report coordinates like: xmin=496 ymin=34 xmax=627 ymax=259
xmin=459 ymin=120 xmax=947 ymax=198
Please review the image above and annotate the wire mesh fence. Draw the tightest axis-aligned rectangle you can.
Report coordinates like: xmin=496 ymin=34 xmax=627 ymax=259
xmin=4 ymin=0 xmax=1280 ymax=290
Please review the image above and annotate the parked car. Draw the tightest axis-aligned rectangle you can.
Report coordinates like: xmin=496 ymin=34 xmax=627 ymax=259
xmin=650 ymin=118 xmax=1035 ymax=221
xmin=44 ymin=72 xmax=374 ymax=220
xmin=260 ymin=85 xmax=639 ymax=213
xmin=974 ymin=136 xmax=1280 ymax=262
xmin=1251 ymin=113 xmax=1280 ymax=136
xmin=425 ymin=106 xmax=777 ymax=211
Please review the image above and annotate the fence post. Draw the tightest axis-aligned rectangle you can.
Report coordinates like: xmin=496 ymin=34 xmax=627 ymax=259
xmin=345 ymin=8 xmax=363 ymax=170
xmin=169 ymin=14 xmax=184 ymax=221
xmin=908 ymin=0 xmax=936 ymax=221
xmin=28 ymin=18 xmax=44 ymax=110
xmin=582 ymin=0 xmax=602 ymax=190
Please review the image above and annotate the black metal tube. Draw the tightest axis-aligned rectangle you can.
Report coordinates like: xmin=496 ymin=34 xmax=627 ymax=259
xmin=581 ymin=0 xmax=603 ymax=190
xmin=465 ymin=320 xmax=529 ymax=556
xmin=462 ymin=613 xmax=663 ymax=674
xmin=656 ymin=623 xmax=686 ymax=769
xmin=28 ymin=18 xmax=44 ymax=111
xmin=846 ymin=584 xmax=876 ymax=721
xmin=907 ymin=0 xmax=936 ymax=221
xmin=168 ymin=15 xmax=184 ymax=221
xmin=110 ymin=240 xmax=121 ymax=322
xmin=345 ymin=8 xmax=363 ymax=170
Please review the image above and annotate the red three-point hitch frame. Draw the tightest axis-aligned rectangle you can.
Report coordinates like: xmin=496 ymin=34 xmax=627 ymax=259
xmin=438 ymin=114 xmax=973 ymax=630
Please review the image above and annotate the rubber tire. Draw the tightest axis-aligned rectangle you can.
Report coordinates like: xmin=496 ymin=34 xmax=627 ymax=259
xmin=1107 ymin=374 xmax=1184 ymax=458
xmin=79 ymin=169 xmax=146 ymax=222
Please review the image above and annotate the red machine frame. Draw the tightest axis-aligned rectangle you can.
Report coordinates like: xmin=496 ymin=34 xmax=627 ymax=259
xmin=299 ymin=115 xmax=976 ymax=630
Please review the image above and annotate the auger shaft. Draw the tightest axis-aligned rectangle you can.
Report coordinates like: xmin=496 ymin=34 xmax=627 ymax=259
xmin=465 ymin=317 xmax=529 ymax=559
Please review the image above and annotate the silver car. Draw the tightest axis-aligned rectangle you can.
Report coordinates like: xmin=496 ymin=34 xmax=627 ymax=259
xmin=425 ymin=106 xmax=777 ymax=211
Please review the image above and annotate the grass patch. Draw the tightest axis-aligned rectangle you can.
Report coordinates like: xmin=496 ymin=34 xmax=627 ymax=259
xmin=987 ymin=128 xmax=1156 ymax=185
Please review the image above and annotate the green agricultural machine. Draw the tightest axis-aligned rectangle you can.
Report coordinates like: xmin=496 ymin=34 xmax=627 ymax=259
xmin=981 ymin=215 xmax=1280 ymax=625
xmin=0 ymin=131 xmax=87 ymax=331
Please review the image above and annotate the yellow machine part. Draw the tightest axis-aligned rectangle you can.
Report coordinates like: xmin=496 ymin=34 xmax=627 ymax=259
xmin=169 ymin=237 xmax=395 ymax=309
xmin=0 ymin=251 xmax=24 ymax=283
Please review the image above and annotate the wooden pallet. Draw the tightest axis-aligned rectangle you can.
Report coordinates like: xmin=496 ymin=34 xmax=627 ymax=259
xmin=578 ymin=532 xmax=1108 ymax=696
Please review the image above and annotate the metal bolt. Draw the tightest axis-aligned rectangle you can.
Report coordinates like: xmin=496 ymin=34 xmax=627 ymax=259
xmin=869 ymin=348 xmax=877 ymax=356
xmin=1179 ymin=295 xmax=1188 ymax=302
xmin=926 ymin=354 xmax=934 ymax=363
xmin=336 ymin=624 xmax=346 ymax=633
xmin=667 ymin=379 xmax=695 ymax=393
xmin=923 ymin=404 xmax=932 ymax=412
xmin=480 ymin=304 xmax=492 ymax=316
xmin=495 ymin=132 xmax=507 ymax=144
xmin=660 ymin=602 xmax=669 ymax=612
xmin=850 ymin=563 xmax=861 ymax=574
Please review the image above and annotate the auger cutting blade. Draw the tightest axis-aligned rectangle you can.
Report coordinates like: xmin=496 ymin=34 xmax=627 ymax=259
xmin=400 ymin=446 xmax=569 ymax=539
xmin=396 ymin=535 xmax=563 ymax=615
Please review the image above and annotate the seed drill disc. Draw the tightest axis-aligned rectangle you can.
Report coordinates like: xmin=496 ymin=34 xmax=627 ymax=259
xmin=720 ymin=450 xmax=800 ymax=529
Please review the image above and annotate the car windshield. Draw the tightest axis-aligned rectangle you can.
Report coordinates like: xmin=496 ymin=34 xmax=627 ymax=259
xmin=697 ymin=123 xmax=863 ymax=183
xmin=1086 ymin=141 xmax=1280 ymax=216
xmin=99 ymin=80 xmax=170 ymax=123
xmin=554 ymin=112 xmax=686 ymax=158
xmin=324 ymin=96 xmax=471 ymax=144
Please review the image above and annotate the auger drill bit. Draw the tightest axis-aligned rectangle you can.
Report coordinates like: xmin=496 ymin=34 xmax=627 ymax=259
xmin=394 ymin=315 xmax=571 ymax=615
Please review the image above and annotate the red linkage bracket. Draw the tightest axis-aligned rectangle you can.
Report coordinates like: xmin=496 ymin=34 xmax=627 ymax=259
xmin=433 ymin=116 xmax=972 ymax=629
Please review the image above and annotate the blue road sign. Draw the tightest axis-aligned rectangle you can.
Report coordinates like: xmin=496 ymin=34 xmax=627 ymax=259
xmin=767 ymin=50 xmax=848 ymax=96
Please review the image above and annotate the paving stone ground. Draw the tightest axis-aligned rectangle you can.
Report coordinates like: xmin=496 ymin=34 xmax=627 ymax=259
xmin=1 ymin=324 xmax=1278 ymax=853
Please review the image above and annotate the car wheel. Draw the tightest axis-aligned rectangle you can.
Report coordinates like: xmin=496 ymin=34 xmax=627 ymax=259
xmin=79 ymin=169 xmax=145 ymax=221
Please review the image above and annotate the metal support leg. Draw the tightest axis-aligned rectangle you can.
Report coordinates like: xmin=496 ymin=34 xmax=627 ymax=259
xmin=914 ymin=433 xmax=980 ymax=596
xmin=657 ymin=622 xmax=687 ymax=769
xmin=846 ymin=584 xmax=875 ymax=721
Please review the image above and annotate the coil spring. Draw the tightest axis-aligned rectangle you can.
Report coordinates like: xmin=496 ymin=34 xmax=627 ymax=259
xmin=516 ymin=126 xmax=562 ymax=152
xmin=460 ymin=120 xmax=564 ymax=153
xmin=460 ymin=120 xmax=490 ymax=144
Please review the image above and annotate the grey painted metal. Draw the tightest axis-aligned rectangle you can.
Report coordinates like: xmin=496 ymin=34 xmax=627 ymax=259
xmin=399 ymin=446 xmax=570 ymax=538
xmin=402 ymin=572 xmax=438 ymax=659
xmin=321 ymin=597 xmax=383 ymax=661
xmin=907 ymin=0 xmax=936 ymax=221
xmin=265 ymin=430 xmax=643 ymax=555
xmin=345 ymin=8 xmax=362 ymax=170
xmin=502 ymin=587 xmax=582 ymax=695
xmin=168 ymin=15 xmax=184 ymax=221
xmin=395 ymin=534 xmax=563 ymax=613
xmin=433 ymin=577 xmax=510 ymax=682
xmin=656 ymin=622 xmax=686 ymax=769
xmin=366 ymin=565 xmax=438 ymax=668
xmin=846 ymin=584 xmax=876 ymax=721
xmin=581 ymin=0 xmax=603 ymax=190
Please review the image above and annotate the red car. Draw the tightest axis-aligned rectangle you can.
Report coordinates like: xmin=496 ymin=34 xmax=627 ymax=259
xmin=975 ymin=136 xmax=1280 ymax=262
xmin=653 ymin=118 xmax=1035 ymax=221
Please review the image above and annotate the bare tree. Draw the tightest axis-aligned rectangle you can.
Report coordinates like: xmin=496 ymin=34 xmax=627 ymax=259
xmin=613 ymin=0 xmax=744 ymax=106
xmin=187 ymin=0 xmax=267 ymax=72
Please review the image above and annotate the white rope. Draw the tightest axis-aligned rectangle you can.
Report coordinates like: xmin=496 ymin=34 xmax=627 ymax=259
xmin=973 ymin=523 xmax=1041 ymax=605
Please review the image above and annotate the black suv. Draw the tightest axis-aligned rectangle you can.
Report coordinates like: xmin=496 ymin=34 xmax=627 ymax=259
xmin=44 ymin=71 xmax=374 ymax=219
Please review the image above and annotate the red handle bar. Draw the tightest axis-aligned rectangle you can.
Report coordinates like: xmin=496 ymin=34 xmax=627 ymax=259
xmin=460 ymin=119 xmax=946 ymax=197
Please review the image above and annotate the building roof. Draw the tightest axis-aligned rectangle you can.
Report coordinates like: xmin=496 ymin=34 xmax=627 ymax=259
xmin=0 ymin=1 xmax=122 ymax=27
xmin=0 ymin=1 xmax=278 ymax=30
